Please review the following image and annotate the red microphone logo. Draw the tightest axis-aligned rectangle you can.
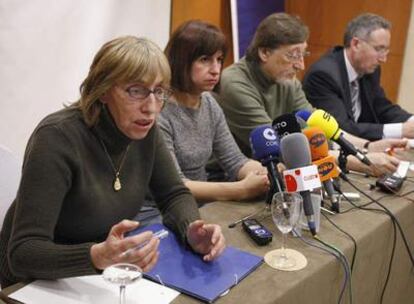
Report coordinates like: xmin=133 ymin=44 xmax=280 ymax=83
xmin=285 ymin=174 xmax=298 ymax=192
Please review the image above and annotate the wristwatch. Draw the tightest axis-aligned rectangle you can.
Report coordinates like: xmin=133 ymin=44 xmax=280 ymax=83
xmin=361 ymin=141 xmax=370 ymax=154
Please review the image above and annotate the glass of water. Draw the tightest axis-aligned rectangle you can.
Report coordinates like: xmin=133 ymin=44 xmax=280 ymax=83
xmin=103 ymin=263 xmax=142 ymax=304
xmin=270 ymin=192 xmax=302 ymax=270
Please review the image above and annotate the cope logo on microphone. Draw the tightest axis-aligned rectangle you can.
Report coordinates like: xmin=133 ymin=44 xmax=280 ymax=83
xmin=263 ymin=128 xmax=277 ymax=140
xmin=309 ymin=133 xmax=325 ymax=148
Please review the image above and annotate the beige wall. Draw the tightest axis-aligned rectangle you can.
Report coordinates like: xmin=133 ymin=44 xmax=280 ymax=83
xmin=398 ymin=3 xmax=414 ymax=112
xmin=0 ymin=0 xmax=171 ymax=157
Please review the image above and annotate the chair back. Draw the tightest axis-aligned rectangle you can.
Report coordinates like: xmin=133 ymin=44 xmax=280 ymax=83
xmin=0 ymin=145 xmax=21 ymax=228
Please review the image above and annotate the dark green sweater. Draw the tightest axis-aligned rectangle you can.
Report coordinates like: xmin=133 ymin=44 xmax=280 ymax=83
xmin=0 ymin=106 xmax=200 ymax=287
xmin=219 ymin=57 xmax=313 ymax=157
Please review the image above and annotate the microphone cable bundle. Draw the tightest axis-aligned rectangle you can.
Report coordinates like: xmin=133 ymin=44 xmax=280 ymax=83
xmin=335 ymin=187 xmax=396 ymax=304
xmin=335 ymin=180 xmax=414 ymax=304
xmin=293 ymin=229 xmax=353 ymax=304
xmin=338 ymin=179 xmax=414 ymax=266
xmin=320 ymin=212 xmax=358 ymax=272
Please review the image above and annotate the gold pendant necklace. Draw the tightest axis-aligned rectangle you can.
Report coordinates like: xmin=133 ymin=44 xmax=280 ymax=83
xmin=99 ymin=139 xmax=130 ymax=192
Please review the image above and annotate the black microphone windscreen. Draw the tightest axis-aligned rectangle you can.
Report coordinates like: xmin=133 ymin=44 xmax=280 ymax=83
xmin=280 ymin=133 xmax=312 ymax=168
xmin=272 ymin=113 xmax=301 ymax=138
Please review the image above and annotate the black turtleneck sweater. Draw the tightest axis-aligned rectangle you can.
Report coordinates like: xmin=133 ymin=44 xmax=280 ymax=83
xmin=0 ymin=106 xmax=200 ymax=287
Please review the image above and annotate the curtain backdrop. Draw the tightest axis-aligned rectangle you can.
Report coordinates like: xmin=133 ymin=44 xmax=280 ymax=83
xmin=230 ymin=0 xmax=285 ymax=61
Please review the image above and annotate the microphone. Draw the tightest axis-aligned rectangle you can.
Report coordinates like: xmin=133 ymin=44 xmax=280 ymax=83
xmin=295 ymin=109 xmax=312 ymax=122
xmin=303 ymin=127 xmax=340 ymax=212
xmin=272 ymin=113 xmax=301 ymax=139
xmin=294 ymin=110 xmax=312 ymax=129
xmin=295 ymin=116 xmax=308 ymax=130
xmin=307 ymin=109 xmax=372 ymax=166
xmin=280 ymin=133 xmax=321 ymax=235
xmin=250 ymin=125 xmax=284 ymax=197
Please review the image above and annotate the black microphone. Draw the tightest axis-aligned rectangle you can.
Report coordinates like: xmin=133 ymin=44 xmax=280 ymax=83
xmin=250 ymin=125 xmax=284 ymax=198
xmin=272 ymin=113 xmax=301 ymax=139
xmin=280 ymin=133 xmax=318 ymax=235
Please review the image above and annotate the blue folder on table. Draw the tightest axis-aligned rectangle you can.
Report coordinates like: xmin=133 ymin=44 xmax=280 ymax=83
xmin=129 ymin=223 xmax=263 ymax=303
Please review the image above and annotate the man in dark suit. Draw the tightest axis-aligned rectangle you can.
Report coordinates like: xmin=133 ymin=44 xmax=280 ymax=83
xmin=303 ymin=13 xmax=414 ymax=141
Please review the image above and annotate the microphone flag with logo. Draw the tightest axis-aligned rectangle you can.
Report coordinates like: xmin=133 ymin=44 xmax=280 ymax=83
xmin=303 ymin=127 xmax=340 ymax=212
xmin=280 ymin=133 xmax=321 ymax=235
xmin=250 ymin=125 xmax=284 ymax=196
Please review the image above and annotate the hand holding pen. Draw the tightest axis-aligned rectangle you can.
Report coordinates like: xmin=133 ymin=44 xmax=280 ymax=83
xmin=90 ymin=220 xmax=165 ymax=272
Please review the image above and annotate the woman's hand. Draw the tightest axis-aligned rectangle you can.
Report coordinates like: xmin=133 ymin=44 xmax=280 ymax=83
xmin=187 ymin=220 xmax=226 ymax=262
xmin=239 ymin=171 xmax=269 ymax=200
xmin=90 ymin=220 xmax=160 ymax=272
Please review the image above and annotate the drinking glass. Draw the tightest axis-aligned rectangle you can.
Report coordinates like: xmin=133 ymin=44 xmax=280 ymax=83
xmin=103 ymin=263 xmax=143 ymax=304
xmin=269 ymin=192 xmax=302 ymax=270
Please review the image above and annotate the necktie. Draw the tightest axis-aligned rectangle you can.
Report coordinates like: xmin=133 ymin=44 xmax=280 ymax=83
xmin=350 ymin=80 xmax=360 ymax=121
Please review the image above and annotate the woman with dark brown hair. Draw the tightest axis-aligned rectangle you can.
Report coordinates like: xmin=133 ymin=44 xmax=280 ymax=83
xmin=160 ymin=20 xmax=269 ymax=202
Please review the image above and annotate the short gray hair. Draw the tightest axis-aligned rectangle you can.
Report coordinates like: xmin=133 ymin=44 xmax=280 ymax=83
xmin=344 ymin=13 xmax=391 ymax=47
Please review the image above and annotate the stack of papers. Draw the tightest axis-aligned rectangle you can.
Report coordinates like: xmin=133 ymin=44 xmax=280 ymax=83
xmin=9 ymin=275 xmax=179 ymax=304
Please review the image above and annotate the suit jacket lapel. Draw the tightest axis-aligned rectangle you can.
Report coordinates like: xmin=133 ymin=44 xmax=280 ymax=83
xmin=358 ymin=76 xmax=380 ymax=123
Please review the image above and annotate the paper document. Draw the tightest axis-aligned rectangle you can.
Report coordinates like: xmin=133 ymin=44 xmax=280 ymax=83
xmin=9 ymin=275 xmax=179 ymax=304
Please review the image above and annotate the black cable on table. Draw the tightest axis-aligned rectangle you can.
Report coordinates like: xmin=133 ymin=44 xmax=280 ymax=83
xmin=336 ymin=187 xmax=400 ymax=304
xmin=293 ymin=230 xmax=352 ymax=304
xmin=321 ymin=212 xmax=357 ymax=272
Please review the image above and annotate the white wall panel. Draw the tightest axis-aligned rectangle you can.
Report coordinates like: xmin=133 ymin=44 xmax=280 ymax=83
xmin=0 ymin=0 xmax=171 ymax=157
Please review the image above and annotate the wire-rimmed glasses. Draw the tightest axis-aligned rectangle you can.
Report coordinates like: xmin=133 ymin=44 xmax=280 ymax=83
xmin=125 ymin=85 xmax=173 ymax=102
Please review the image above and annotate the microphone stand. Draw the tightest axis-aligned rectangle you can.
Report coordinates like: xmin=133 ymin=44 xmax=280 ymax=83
xmin=338 ymin=148 xmax=348 ymax=174
xmin=322 ymin=148 xmax=349 ymax=213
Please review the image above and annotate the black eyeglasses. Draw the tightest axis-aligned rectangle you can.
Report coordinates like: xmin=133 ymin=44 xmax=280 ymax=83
xmin=123 ymin=85 xmax=173 ymax=103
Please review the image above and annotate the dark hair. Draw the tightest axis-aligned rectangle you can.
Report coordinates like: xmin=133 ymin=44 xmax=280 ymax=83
xmin=344 ymin=13 xmax=391 ymax=47
xmin=246 ymin=13 xmax=309 ymax=62
xmin=165 ymin=20 xmax=227 ymax=93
